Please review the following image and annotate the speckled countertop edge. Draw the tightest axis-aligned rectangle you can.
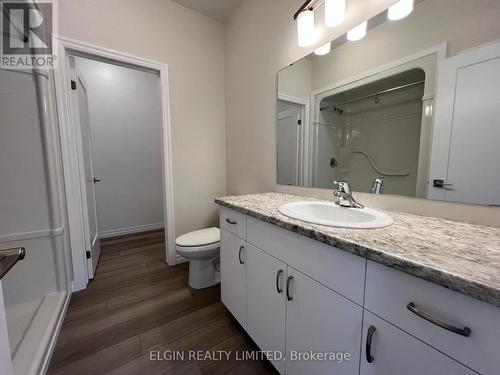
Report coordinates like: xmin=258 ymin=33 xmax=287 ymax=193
xmin=216 ymin=193 xmax=500 ymax=308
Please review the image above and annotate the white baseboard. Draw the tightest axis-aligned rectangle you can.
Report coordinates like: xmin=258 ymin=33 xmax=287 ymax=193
xmin=98 ymin=223 xmax=164 ymax=239
xmin=12 ymin=291 xmax=70 ymax=375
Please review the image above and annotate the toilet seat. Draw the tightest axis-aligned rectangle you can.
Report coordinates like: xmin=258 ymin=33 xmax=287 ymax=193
xmin=175 ymin=227 xmax=220 ymax=247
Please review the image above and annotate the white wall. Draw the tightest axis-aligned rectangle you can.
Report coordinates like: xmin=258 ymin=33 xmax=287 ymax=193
xmin=225 ymin=0 xmax=500 ymax=227
xmin=75 ymin=58 xmax=164 ymax=235
xmin=59 ymin=0 xmax=227 ymax=238
xmin=277 ymin=58 xmax=311 ymax=101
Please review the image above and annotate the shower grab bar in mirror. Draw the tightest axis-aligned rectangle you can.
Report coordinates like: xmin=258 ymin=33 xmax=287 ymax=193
xmin=0 ymin=248 xmax=26 ymax=279
xmin=353 ymin=150 xmax=410 ymax=177
xmin=320 ymin=80 xmax=425 ymax=111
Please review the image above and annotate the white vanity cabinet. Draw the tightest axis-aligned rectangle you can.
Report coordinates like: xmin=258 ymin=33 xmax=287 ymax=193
xmin=360 ymin=311 xmax=476 ymax=375
xmin=220 ymin=208 xmax=366 ymax=374
xmin=218 ymin=206 xmax=497 ymax=375
xmin=245 ymin=241 xmax=363 ymax=375
xmin=365 ymin=261 xmax=500 ymax=375
xmin=246 ymin=244 xmax=287 ymax=373
xmin=285 ymin=266 xmax=362 ymax=375
xmin=220 ymin=228 xmax=247 ymax=327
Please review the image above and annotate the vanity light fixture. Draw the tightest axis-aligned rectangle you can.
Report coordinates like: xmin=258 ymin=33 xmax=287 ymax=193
xmin=314 ymin=42 xmax=331 ymax=55
xmin=388 ymin=0 xmax=414 ymax=20
xmin=325 ymin=0 xmax=345 ymax=27
xmin=347 ymin=20 xmax=367 ymax=41
xmin=297 ymin=8 xmax=317 ymax=47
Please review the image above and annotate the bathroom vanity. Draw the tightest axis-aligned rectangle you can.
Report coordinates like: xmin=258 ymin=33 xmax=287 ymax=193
xmin=216 ymin=193 xmax=500 ymax=375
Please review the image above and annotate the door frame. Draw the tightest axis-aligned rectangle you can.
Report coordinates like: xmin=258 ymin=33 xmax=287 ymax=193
xmin=53 ymin=35 xmax=176 ymax=291
xmin=277 ymin=94 xmax=309 ymax=186
xmin=277 ymin=99 xmax=305 ymax=186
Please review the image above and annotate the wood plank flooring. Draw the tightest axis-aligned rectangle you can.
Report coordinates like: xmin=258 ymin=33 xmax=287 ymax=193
xmin=48 ymin=230 xmax=277 ymax=375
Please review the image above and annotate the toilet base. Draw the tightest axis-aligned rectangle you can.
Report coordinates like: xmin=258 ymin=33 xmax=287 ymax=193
xmin=188 ymin=258 xmax=220 ymax=289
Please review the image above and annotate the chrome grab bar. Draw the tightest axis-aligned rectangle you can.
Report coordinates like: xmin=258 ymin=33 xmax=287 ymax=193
xmin=0 ymin=248 xmax=26 ymax=279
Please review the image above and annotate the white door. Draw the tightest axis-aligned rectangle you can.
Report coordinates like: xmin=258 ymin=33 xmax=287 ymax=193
xmin=285 ymin=267 xmax=362 ymax=375
xmin=220 ymin=229 xmax=246 ymax=327
xmin=72 ymin=67 xmax=101 ymax=278
xmin=246 ymin=244 xmax=286 ymax=374
xmin=0 ymin=282 xmax=13 ymax=374
xmin=428 ymin=40 xmax=500 ymax=205
xmin=277 ymin=101 xmax=303 ymax=186
xmin=360 ymin=311 xmax=476 ymax=375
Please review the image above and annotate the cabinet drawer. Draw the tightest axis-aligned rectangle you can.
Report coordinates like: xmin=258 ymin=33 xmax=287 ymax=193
xmin=360 ymin=311 xmax=476 ymax=375
xmin=247 ymin=216 xmax=365 ymax=305
xmin=365 ymin=261 xmax=500 ymax=375
xmin=219 ymin=206 xmax=246 ymax=239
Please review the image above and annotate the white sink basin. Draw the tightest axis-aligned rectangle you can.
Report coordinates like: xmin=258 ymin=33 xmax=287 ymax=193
xmin=278 ymin=201 xmax=393 ymax=229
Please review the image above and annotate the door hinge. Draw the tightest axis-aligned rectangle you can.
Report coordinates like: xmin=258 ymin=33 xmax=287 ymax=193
xmin=297 ymin=120 xmax=302 ymax=125
xmin=71 ymin=80 xmax=77 ymax=90
xmin=86 ymin=251 xmax=91 ymax=259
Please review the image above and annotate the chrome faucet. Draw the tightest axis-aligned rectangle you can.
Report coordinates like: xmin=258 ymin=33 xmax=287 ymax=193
xmin=370 ymin=177 xmax=384 ymax=194
xmin=333 ymin=181 xmax=364 ymax=208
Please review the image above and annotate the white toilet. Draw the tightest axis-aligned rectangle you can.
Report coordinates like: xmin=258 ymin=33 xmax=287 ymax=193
xmin=176 ymin=227 xmax=220 ymax=289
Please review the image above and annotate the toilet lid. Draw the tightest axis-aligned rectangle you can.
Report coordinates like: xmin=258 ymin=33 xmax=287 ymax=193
xmin=175 ymin=227 xmax=220 ymax=247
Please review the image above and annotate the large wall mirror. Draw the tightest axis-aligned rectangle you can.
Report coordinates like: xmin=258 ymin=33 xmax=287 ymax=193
xmin=277 ymin=0 xmax=500 ymax=206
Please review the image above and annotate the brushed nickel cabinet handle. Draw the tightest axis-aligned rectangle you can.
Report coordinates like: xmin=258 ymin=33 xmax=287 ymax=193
xmin=407 ymin=302 xmax=471 ymax=337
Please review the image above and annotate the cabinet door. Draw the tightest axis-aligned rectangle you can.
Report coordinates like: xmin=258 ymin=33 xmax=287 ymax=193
xmin=220 ymin=229 xmax=246 ymax=327
xmin=285 ymin=267 xmax=362 ymax=375
xmin=246 ymin=244 xmax=286 ymax=374
xmin=360 ymin=311 xmax=476 ymax=375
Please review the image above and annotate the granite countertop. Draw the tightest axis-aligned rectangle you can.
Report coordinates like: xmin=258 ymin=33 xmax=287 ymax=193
xmin=215 ymin=192 xmax=500 ymax=308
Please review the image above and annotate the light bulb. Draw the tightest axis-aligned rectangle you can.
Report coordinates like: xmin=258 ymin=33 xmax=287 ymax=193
xmin=347 ymin=21 xmax=367 ymax=41
xmin=325 ymin=0 xmax=345 ymax=27
xmin=314 ymin=42 xmax=331 ymax=56
xmin=388 ymin=0 xmax=414 ymax=21
xmin=297 ymin=9 xmax=317 ymax=47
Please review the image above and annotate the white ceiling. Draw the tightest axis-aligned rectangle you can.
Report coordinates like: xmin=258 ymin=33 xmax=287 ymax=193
xmin=171 ymin=0 xmax=243 ymax=22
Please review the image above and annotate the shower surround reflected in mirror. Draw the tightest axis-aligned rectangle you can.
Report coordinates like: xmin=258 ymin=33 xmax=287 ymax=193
xmin=276 ymin=0 xmax=500 ymax=205
xmin=314 ymin=69 xmax=426 ymax=198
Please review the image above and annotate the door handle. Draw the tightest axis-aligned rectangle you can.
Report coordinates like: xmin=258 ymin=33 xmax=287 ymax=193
xmin=432 ymin=179 xmax=453 ymax=189
xmin=238 ymin=246 xmax=245 ymax=264
xmin=286 ymin=275 xmax=294 ymax=301
xmin=275 ymin=269 xmax=284 ymax=293
xmin=93 ymin=178 xmax=101 ymax=183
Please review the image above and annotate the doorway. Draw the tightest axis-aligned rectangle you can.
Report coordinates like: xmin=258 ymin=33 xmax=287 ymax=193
xmin=54 ymin=37 xmax=176 ymax=291
xmin=277 ymin=99 xmax=305 ymax=186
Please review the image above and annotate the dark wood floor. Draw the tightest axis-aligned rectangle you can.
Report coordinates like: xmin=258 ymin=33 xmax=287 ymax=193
xmin=48 ymin=230 xmax=276 ymax=375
